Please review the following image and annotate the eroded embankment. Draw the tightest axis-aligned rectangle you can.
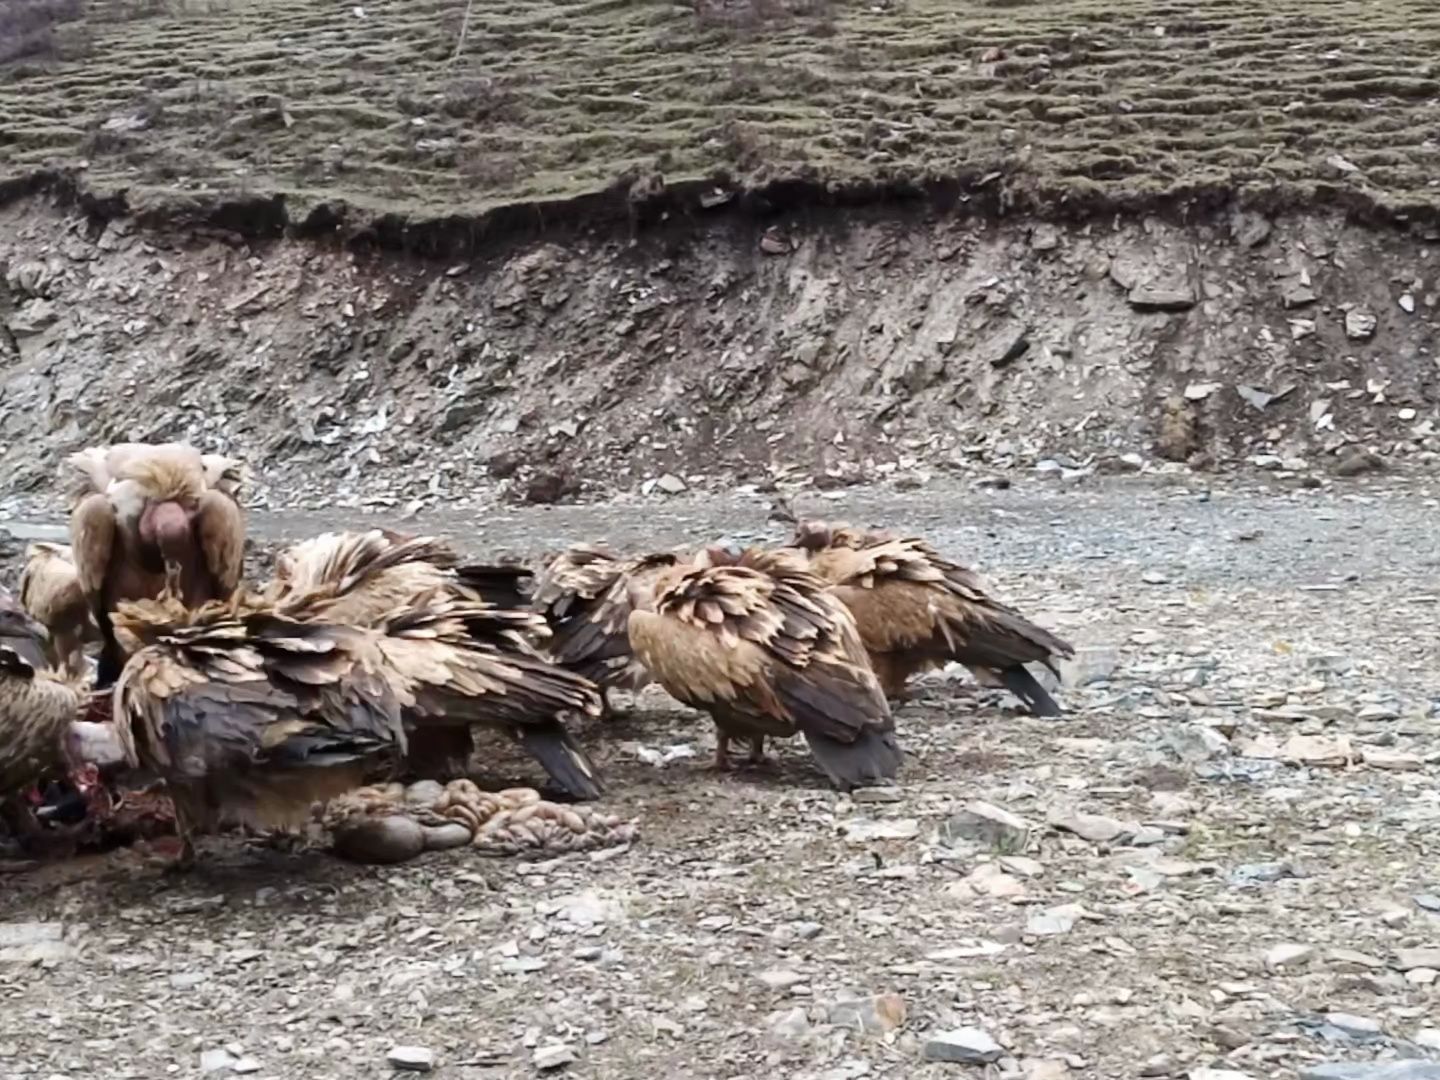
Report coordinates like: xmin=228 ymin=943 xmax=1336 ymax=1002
xmin=1 ymin=178 xmax=1438 ymax=513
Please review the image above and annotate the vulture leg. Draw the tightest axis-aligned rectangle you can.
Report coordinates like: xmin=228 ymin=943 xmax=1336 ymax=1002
xmin=195 ymin=489 xmax=245 ymax=601
xmin=745 ymin=736 xmax=771 ymax=767
xmin=712 ymin=732 xmax=734 ymax=772
xmin=71 ymin=493 xmax=121 ymax=687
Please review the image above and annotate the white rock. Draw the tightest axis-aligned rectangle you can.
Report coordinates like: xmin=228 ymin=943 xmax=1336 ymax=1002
xmin=758 ymin=968 xmax=807 ymax=991
xmin=656 ymin=473 xmax=687 ymax=494
xmin=532 ymin=1044 xmax=577 ymax=1070
xmin=1264 ymin=943 xmax=1315 ymax=971
xmin=386 ymin=1045 xmax=435 ymax=1072
xmin=842 ymin=817 xmax=919 ymax=843
xmin=1415 ymin=1028 xmax=1440 ymax=1050
xmin=767 ymin=1006 xmax=811 ymax=1039
xmin=200 ymin=1049 xmax=237 ymax=1074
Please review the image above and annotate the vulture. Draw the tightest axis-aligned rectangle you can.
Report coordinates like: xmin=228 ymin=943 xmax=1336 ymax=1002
xmin=626 ymin=544 xmax=902 ymax=789
xmin=0 ymin=598 xmax=97 ymax=851
xmin=19 ymin=542 xmax=94 ymax=676
xmin=67 ymin=442 xmax=247 ymax=688
xmin=531 ymin=544 xmax=689 ymax=714
xmin=111 ymin=583 xmax=604 ymax=864
xmin=789 ymin=520 xmax=1074 ymax=716
xmin=262 ymin=530 xmax=603 ymax=795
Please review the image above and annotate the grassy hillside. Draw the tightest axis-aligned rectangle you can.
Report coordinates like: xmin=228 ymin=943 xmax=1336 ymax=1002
xmin=3 ymin=0 xmax=1440 ymax=216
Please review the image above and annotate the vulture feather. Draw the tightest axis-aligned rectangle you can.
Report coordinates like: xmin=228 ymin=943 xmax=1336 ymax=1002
xmin=531 ymin=544 xmax=688 ymax=707
xmin=262 ymin=531 xmax=602 ymax=794
xmin=627 ymin=547 xmax=901 ymax=790
xmin=789 ymin=520 xmax=1074 ymax=715
xmin=19 ymin=542 xmax=94 ymax=676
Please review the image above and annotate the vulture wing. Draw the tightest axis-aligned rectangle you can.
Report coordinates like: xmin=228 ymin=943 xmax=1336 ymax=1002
xmin=535 ymin=548 xmax=681 ymax=688
xmin=371 ymin=600 xmax=604 ymax=800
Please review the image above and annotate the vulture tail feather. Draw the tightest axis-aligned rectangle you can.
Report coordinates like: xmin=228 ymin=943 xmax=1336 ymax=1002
xmin=1000 ymin=665 xmax=1063 ymax=718
xmin=800 ymin=727 xmax=903 ymax=792
xmin=513 ymin=725 xmax=603 ymax=801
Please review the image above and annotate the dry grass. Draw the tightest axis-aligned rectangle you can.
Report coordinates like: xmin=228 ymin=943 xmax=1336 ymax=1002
xmin=2 ymin=0 xmax=1440 ymax=215
xmin=0 ymin=0 xmax=85 ymax=64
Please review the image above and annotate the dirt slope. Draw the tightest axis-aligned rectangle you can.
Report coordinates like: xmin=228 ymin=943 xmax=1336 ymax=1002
xmin=2 ymin=194 xmax=1438 ymax=512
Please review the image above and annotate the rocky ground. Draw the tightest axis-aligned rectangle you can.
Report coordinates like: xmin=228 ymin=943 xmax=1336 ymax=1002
xmin=1 ymin=475 xmax=1437 ymax=1080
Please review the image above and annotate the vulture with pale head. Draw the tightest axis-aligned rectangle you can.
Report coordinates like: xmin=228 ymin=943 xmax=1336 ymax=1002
xmin=66 ymin=442 xmax=247 ymax=687
xmin=19 ymin=542 xmax=94 ymax=676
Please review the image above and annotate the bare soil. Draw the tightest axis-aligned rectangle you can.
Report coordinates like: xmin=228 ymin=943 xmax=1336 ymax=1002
xmin=1 ymin=477 xmax=1438 ymax=1079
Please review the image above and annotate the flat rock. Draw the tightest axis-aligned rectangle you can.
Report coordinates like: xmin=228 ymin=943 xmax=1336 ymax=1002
xmin=532 ymin=1044 xmax=577 ymax=1071
xmin=1265 ymin=943 xmax=1315 ymax=970
xmin=656 ymin=473 xmax=687 ymax=494
xmin=842 ymin=817 xmax=919 ymax=843
xmin=1190 ymin=1071 xmax=1259 ymax=1080
xmin=386 ymin=1045 xmax=435 ymax=1072
xmin=200 ymin=1049 xmax=237 ymax=1074
xmin=1395 ymin=947 xmax=1440 ymax=971
xmin=0 ymin=922 xmax=73 ymax=964
xmin=924 ymin=1026 xmax=1003 ymax=1064
xmin=938 ymin=801 xmax=1031 ymax=850
xmin=758 ymin=968 xmax=807 ymax=991
xmin=1047 ymin=810 xmax=1130 ymax=843
xmin=1129 ymin=284 xmax=1196 ymax=311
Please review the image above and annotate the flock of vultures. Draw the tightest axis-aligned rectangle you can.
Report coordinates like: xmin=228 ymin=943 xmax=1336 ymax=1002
xmin=0 ymin=441 xmax=1074 ymax=869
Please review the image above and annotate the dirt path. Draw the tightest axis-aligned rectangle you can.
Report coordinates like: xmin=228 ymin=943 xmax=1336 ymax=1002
xmin=1 ymin=476 xmax=1438 ymax=1079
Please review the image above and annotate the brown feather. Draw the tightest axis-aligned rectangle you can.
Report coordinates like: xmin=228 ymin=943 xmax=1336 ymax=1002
xmin=789 ymin=522 xmax=1073 ymax=709
xmin=627 ymin=557 xmax=901 ymax=789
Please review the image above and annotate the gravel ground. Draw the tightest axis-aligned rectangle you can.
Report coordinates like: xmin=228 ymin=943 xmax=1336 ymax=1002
xmin=1 ymin=475 xmax=1439 ymax=1080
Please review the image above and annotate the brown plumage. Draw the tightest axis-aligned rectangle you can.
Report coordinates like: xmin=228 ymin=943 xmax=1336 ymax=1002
xmin=790 ymin=520 xmax=1074 ymax=715
xmin=627 ymin=546 xmax=902 ymax=790
xmin=19 ymin=542 xmax=94 ymax=676
xmin=0 ymin=618 xmax=89 ymax=849
xmin=532 ymin=544 xmax=689 ymax=710
xmin=263 ymin=530 xmax=604 ymax=796
xmin=112 ymin=582 xmax=605 ymax=863
xmin=66 ymin=442 xmax=247 ymax=687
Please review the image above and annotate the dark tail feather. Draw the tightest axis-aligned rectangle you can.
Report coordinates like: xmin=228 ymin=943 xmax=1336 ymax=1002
xmin=801 ymin=727 xmax=903 ymax=791
xmin=514 ymin=725 xmax=604 ymax=801
xmin=1001 ymin=665 xmax=1063 ymax=717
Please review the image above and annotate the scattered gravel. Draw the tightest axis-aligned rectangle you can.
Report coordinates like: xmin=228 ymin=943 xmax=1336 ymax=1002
xmin=1 ymin=476 xmax=1438 ymax=1079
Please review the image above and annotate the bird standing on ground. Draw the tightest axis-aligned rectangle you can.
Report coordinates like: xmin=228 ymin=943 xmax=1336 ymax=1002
xmin=626 ymin=545 xmax=902 ymax=790
xmin=66 ymin=442 xmax=247 ymax=687
xmin=788 ymin=520 xmax=1074 ymax=716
